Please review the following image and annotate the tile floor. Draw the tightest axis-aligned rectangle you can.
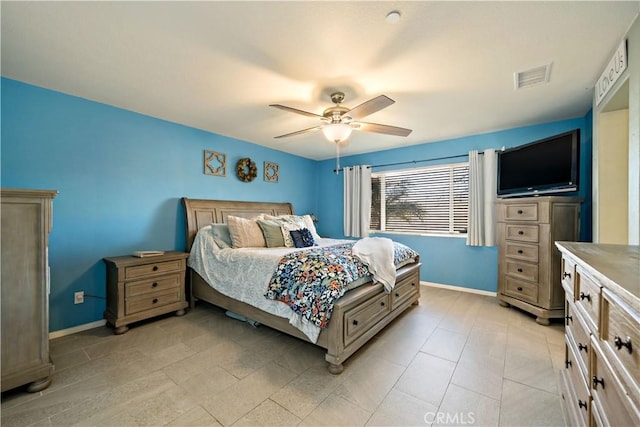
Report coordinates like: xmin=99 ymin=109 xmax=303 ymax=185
xmin=1 ymin=286 xmax=568 ymax=427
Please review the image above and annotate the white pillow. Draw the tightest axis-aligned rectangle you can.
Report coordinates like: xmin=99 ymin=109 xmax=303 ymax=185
xmin=227 ymin=215 xmax=266 ymax=248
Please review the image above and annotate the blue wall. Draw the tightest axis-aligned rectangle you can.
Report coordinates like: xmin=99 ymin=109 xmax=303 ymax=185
xmin=2 ymin=78 xmax=592 ymax=331
xmin=315 ymin=117 xmax=592 ymax=292
xmin=1 ymin=78 xmax=318 ymax=331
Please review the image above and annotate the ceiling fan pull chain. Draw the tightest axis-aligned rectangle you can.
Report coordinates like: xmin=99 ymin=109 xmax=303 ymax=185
xmin=335 ymin=143 xmax=340 ymax=175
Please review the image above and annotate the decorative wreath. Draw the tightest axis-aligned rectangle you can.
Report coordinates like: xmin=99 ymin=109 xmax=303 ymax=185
xmin=235 ymin=157 xmax=257 ymax=182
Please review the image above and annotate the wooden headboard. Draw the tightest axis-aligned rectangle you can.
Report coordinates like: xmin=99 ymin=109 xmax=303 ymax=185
xmin=182 ymin=198 xmax=293 ymax=250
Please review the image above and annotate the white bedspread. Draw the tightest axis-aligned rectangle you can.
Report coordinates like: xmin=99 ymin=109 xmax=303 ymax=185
xmin=188 ymin=225 xmax=352 ymax=343
xmin=352 ymin=237 xmax=396 ymax=292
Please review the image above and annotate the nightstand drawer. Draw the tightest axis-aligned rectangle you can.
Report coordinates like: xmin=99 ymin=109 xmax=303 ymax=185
xmin=125 ymin=289 xmax=182 ymax=315
xmin=504 ymin=203 xmax=538 ymax=221
xmin=505 ymin=224 xmax=539 ymax=243
xmin=125 ymin=273 xmax=182 ymax=298
xmin=125 ymin=259 xmax=184 ymax=280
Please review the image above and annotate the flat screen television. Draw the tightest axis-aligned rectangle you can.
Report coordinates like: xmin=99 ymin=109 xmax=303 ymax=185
xmin=497 ymin=129 xmax=580 ymax=198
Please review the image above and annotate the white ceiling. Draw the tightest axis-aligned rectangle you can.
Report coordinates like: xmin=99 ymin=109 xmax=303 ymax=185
xmin=2 ymin=1 xmax=639 ymax=160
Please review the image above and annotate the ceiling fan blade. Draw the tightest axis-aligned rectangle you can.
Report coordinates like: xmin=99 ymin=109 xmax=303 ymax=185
xmin=345 ymin=95 xmax=395 ymax=120
xmin=353 ymin=122 xmax=412 ymax=137
xmin=269 ymin=104 xmax=324 ymax=119
xmin=274 ymin=126 xmax=322 ymax=139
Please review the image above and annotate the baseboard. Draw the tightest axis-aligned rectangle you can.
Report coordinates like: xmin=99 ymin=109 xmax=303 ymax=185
xmin=49 ymin=319 xmax=107 ymax=339
xmin=49 ymin=284 xmax=494 ymax=338
xmin=422 ymin=281 xmax=497 ymax=297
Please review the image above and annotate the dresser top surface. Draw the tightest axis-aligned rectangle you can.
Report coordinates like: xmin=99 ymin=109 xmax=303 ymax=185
xmin=103 ymin=251 xmax=188 ymax=267
xmin=556 ymin=242 xmax=640 ymax=300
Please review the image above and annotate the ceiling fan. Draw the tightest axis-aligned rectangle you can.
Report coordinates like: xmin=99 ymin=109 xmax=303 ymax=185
xmin=269 ymin=92 xmax=412 ymax=143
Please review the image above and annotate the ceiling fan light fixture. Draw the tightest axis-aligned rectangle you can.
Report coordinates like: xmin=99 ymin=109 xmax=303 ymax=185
xmin=322 ymin=123 xmax=352 ymax=143
xmin=386 ymin=11 xmax=401 ymax=24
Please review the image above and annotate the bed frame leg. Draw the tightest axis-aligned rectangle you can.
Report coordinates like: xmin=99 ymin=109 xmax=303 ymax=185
xmin=327 ymin=363 xmax=344 ymax=375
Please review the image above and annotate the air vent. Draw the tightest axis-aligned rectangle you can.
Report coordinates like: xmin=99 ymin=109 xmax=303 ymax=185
xmin=514 ymin=63 xmax=552 ymax=90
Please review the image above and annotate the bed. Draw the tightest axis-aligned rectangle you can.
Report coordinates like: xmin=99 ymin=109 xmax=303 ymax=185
xmin=182 ymin=198 xmax=422 ymax=374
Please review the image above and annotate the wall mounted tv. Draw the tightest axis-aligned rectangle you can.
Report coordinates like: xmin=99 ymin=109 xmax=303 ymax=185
xmin=497 ymin=129 xmax=580 ymax=198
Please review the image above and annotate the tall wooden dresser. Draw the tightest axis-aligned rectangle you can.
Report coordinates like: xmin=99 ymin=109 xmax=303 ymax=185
xmin=556 ymin=242 xmax=639 ymax=426
xmin=496 ymin=196 xmax=581 ymax=325
xmin=1 ymin=188 xmax=57 ymax=392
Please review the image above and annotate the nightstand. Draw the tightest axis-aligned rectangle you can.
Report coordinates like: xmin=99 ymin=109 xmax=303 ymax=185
xmin=103 ymin=251 xmax=189 ymax=334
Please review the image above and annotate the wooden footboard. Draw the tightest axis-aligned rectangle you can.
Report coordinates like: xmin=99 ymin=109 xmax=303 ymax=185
xmin=189 ymin=259 xmax=421 ymax=374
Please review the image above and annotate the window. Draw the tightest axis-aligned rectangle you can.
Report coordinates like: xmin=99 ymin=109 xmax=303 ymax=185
xmin=371 ymin=163 xmax=469 ymax=235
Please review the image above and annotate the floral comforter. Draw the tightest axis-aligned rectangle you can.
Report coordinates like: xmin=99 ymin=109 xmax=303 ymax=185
xmin=265 ymin=241 xmax=418 ymax=328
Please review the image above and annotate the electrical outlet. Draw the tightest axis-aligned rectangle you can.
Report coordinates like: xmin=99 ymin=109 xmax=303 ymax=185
xmin=74 ymin=291 xmax=84 ymax=304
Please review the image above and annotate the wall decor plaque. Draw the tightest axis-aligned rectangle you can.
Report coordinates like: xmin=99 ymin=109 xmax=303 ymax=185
xmin=264 ymin=161 xmax=279 ymax=182
xmin=204 ymin=150 xmax=226 ymax=176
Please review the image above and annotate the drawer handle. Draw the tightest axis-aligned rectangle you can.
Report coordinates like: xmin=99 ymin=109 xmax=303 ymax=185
xmin=152 ymin=298 xmax=159 ymax=304
xmin=152 ymin=266 xmax=159 ymax=271
xmin=614 ymin=336 xmax=633 ymax=354
xmin=517 ymin=287 xmax=523 ymax=291
xmin=579 ymin=292 xmax=591 ymax=302
xmin=578 ymin=343 xmax=588 ymax=353
xmin=395 ymin=293 xmax=400 ymax=297
xmin=565 ymin=314 xmax=573 ymax=323
xmin=152 ymin=282 xmax=158 ymax=288
xmin=352 ymin=320 xmax=358 ymax=326
xmin=517 ymin=268 xmax=523 ymax=273
xmin=563 ymin=272 xmax=571 ymax=279
xmin=592 ymin=376 xmax=605 ymax=389
xmin=380 ymin=301 xmax=385 ymax=307
xmin=578 ymin=400 xmax=587 ymax=411
xmin=517 ymin=249 xmax=524 ymax=254
xmin=518 ymin=230 xmax=524 ymax=235
xmin=517 ymin=209 xmax=523 ymax=214
xmin=565 ymin=359 xmax=572 ymax=368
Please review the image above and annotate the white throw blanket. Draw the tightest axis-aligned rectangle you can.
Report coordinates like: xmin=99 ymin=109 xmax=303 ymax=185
xmin=352 ymin=237 xmax=396 ymax=292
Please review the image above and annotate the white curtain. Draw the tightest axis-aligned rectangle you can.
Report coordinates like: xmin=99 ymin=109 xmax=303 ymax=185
xmin=344 ymin=165 xmax=372 ymax=238
xmin=467 ymin=149 xmax=497 ymax=246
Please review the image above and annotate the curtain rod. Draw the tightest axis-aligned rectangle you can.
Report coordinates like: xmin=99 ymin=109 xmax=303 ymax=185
xmin=333 ymin=150 xmax=490 ymax=174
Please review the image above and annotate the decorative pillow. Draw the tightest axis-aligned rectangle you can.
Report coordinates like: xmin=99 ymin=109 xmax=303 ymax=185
xmin=227 ymin=215 xmax=266 ymax=248
xmin=280 ymin=220 xmax=305 ymax=247
xmin=256 ymin=219 xmax=286 ymax=248
xmin=290 ymin=228 xmax=316 ymax=248
xmin=209 ymin=223 xmax=233 ymax=249
xmin=301 ymin=214 xmax=321 ymax=241
xmin=263 ymin=214 xmax=309 ymax=247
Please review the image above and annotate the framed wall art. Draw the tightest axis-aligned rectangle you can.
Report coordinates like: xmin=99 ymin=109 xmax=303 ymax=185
xmin=264 ymin=161 xmax=279 ymax=182
xmin=204 ymin=150 xmax=226 ymax=177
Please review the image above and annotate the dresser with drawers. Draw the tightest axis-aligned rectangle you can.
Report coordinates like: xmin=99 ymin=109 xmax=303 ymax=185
xmin=103 ymin=251 xmax=189 ymax=334
xmin=496 ymin=196 xmax=582 ymax=325
xmin=1 ymin=189 xmax=57 ymax=392
xmin=556 ymin=242 xmax=639 ymax=426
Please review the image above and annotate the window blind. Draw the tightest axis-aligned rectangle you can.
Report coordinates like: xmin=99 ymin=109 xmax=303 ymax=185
xmin=371 ymin=163 xmax=469 ymax=234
